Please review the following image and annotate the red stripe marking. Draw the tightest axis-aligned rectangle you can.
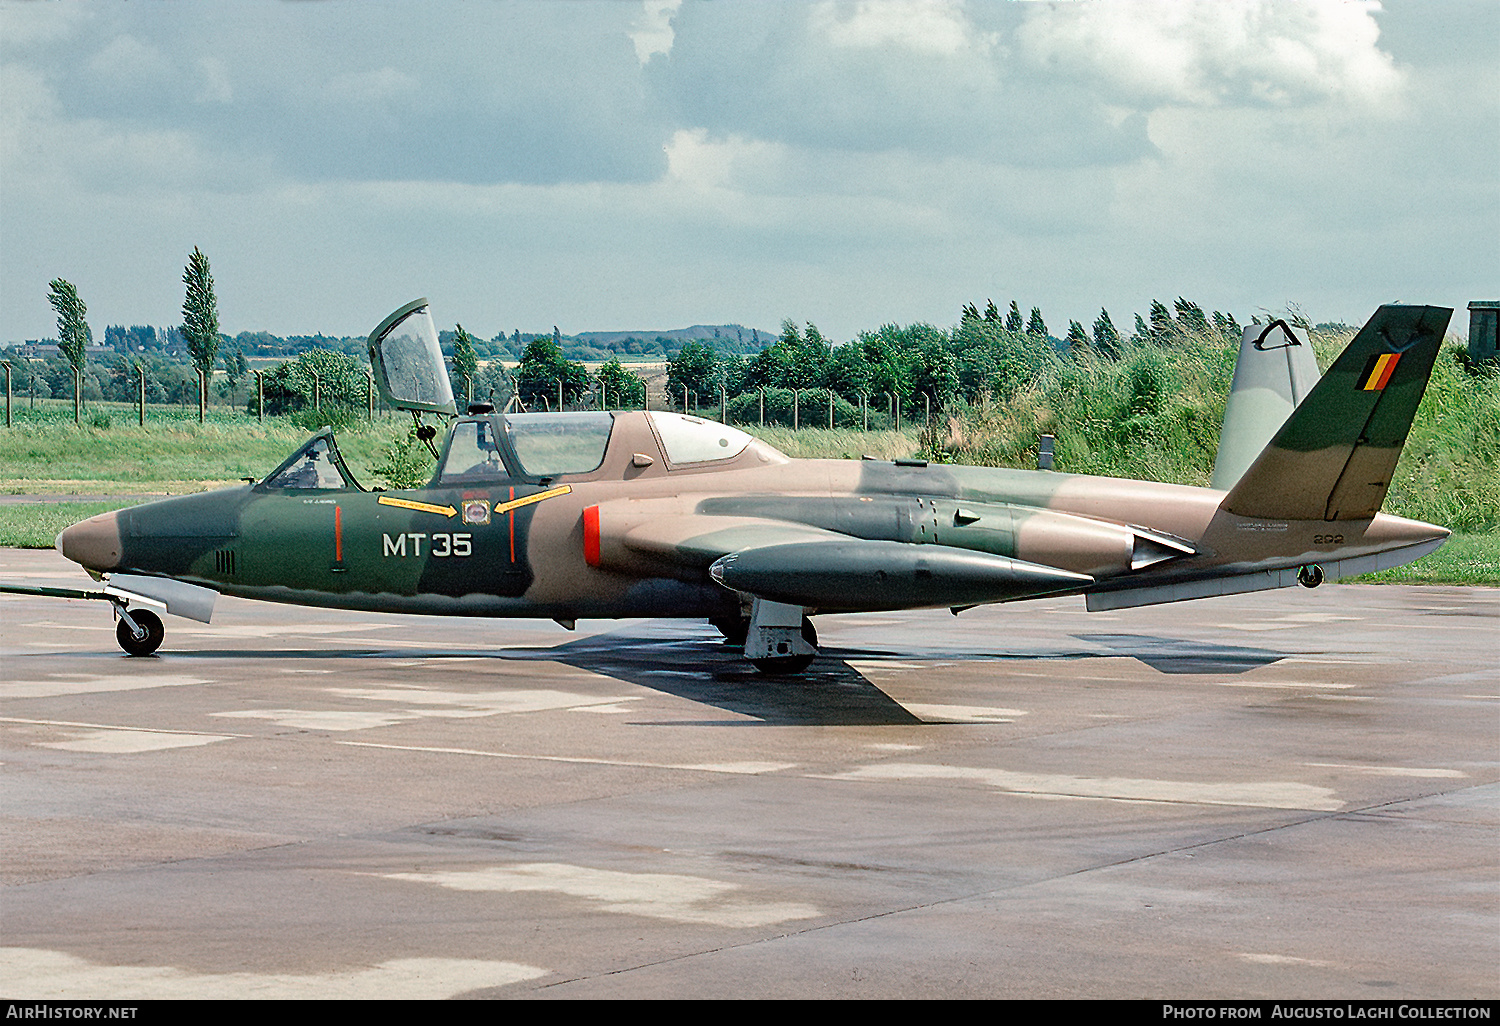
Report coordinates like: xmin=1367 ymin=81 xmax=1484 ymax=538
xmin=583 ymin=505 xmax=600 ymax=567
xmin=334 ymin=505 xmax=343 ymax=562
xmin=1371 ymin=352 xmax=1400 ymax=390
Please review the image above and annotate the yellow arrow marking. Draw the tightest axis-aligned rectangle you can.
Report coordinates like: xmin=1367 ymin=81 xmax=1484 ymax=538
xmin=493 ymin=484 xmax=572 ymax=515
xmin=377 ymin=496 xmax=458 ymax=517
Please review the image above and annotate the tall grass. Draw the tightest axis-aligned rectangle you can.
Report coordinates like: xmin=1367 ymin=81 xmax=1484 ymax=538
xmin=921 ymin=333 xmax=1498 ymax=533
xmin=0 ymin=407 xmax=411 ymax=491
xmin=3 ymin=343 xmax=1495 ymax=534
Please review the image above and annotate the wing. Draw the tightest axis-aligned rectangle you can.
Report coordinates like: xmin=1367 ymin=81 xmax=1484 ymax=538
xmin=588 ymin=509 xmax=1090 ymax=613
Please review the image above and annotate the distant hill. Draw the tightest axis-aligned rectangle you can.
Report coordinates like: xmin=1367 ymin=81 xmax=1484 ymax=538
xmin=570 ymin=324 xmax=775 ymax=356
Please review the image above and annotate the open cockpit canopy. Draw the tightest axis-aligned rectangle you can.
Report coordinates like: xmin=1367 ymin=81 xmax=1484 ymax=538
xmin=367 ymin=298 xmax=457 ymax=416
xmin=260 ymin=429 xmax=364 ymax=491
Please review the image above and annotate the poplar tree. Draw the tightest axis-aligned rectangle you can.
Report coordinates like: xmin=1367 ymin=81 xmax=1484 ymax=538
xmin=47 ymin=279 xmax=91 ymax=373
xmin=1149 ymin=299 xmax=1175 ymax=341
xmin=1066 ymin=320 xmax=1089 ymax=349
xmin=451 ymin=324 xmax=479 ymax=400
xmin=181 ymin=247 xmax=220 ymax=378
xmin=1026 ymin=307 xmax=1048 ymax=338
xmin=1005 ymin=301 xmax=1023 ymax=333
xmin=1174 ymin=297 xmax=1209 ymax=334
xmin=1093 ymin=308 xmax=1121 ymax=358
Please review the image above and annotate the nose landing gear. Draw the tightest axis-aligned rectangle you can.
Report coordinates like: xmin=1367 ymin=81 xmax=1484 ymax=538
xmin=114 ymin=605 xmax=164 ymax=656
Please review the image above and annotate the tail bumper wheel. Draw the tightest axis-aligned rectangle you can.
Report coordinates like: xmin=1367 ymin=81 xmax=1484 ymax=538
xmin=116 ymin=609 xmax=164 ymax=656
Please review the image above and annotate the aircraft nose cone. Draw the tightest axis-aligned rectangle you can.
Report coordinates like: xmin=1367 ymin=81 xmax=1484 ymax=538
xmin=56 ymin=510 xmax=123 ymax=572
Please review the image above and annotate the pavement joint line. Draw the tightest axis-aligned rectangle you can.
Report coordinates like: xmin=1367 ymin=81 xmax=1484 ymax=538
xmin=0 ymin=716 xmax=254 ymax=738
xmin=535 ymin=777 xmax=1496 ymax=991
xmin=335 ymin=739 xmax=797 ymax=775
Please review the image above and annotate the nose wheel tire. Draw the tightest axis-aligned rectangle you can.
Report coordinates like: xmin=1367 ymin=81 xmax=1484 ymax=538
xmin=116 ymin=609 xmax=164 ymax=657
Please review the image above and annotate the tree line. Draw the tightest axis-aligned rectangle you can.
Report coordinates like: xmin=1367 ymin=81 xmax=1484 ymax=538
xmin=20 ymin=253 xmax=1324 ymax=431
xmin=651 ymin=298 xmax=1259 ymax=428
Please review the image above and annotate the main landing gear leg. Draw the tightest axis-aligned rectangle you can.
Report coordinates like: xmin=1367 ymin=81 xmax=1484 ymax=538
xmin=710 ymin=615 xmax=750 ymax=646
xmin=113 ymin=603 xmax=164 ymax=657
xmin=744 ymin=598 xmax=818 ymax=675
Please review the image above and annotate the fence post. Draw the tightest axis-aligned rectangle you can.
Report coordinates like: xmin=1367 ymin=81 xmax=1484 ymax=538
xmin=366 ymin=369 xmax=374 ymax=420
xmin=137 ymin=364 xmax=145 ymax=427
xmin=1038 ymin=434 xmax=1056 ymax=471
xmin=759 ymin=388 xmax=764 ymax=427
xmin=256 ymin=370 xmax=264 ymax=423
xmin=3 ymin=362 xmax=10 ymax=428
xmin=720 ymin=384 xmax=726 ymax=424
xmin=558 ymin=378 xmax=564 ymax=412
xmin=312 ymin=371 xmax=321 ymax=413
xmin=860 ymin=392 xmax=867 ymax=432
xmin=793 ymin=389 xmax=800 ymax=430
xmin=75 ymin=368 xmax=81 ymax=425
xmin=198 ymin=369 xmax=206 ymax=423
xmin=682 ymin=384 xmax=688 ymax=414
xmin=924 ymin=392 xmax=930 ymax=427
xmin=828 ymin=389 xmax=833 ymax=429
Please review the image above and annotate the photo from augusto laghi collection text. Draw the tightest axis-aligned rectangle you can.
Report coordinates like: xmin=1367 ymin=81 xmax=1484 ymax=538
xmin=1161 ymin=1005 xmax=1493 ymax=1020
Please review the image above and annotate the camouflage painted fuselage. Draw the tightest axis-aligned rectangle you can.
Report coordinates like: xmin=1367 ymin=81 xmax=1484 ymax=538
xmin=55 ymin=408 xmax=1444 ymax=623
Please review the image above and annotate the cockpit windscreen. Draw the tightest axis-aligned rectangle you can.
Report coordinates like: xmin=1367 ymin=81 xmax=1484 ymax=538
xmin=439 ymin=419 xmax=506 ymax=483
xmin=504 ymin=413 xmax=613 ymax=477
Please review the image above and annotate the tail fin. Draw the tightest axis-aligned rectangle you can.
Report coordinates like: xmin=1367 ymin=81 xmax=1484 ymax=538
xmin=1221 ymin=304 xmax=1451 ymax=522
xmin=1210 ymin=320 xmax=1321 ymax=490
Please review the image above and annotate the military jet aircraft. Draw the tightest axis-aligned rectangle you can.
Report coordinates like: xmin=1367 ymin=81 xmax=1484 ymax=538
xmin=26 ymin=300 xmax=1451 ymax=673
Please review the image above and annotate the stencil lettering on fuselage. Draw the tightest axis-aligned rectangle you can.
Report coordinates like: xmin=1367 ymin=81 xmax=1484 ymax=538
xmin=381 ymin=533 xmax=473 ymax=557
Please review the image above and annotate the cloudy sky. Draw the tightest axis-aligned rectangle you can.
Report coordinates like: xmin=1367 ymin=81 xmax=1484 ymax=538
xmin=2 ymin=0 xmax=1495 ymax=344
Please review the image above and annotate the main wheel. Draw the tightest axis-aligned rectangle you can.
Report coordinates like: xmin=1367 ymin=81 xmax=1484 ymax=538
xmin=116 ymin=609 xmax=164 ymax=657
xmin=750 ymin=617 xmax=818 ymax=675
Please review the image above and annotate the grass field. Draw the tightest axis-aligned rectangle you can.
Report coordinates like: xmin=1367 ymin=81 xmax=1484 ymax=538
xmin=1 ymin=402 xmax=1494 ymax=584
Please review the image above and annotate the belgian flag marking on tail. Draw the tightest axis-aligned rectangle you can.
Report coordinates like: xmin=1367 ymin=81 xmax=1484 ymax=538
xmin=1358 ymin=352 xmax=1401 ymax=391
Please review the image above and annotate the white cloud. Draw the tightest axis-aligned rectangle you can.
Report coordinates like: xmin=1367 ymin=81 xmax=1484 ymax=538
xmin=326 ymin=66 xmax=420 ymax=104
xmin=86 ymin=33 xmax=168 ymax=83
xmin=630 ymin=0 xmax=683 ymax=63
xmin=0 ymin=2 xmax=88 ymax=49
xmin=810 ymin=0 xmax=989 ymax=56
xmin=195 ymin=56 xmax=232 ymax=104
xmin=1016 ymin=0 xmax=1404 ymax=108
xmin=0 ymin=0 xmax=1491 ymax=344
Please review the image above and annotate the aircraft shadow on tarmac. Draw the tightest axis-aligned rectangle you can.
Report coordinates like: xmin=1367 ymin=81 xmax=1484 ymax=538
xmin=148 ymin=623 xmax=1286 ymax=727
xmin=1068 ymin=633 xmax=1285 ymax=675
xmin=500 ymin=624 xmax=926 ymax=727
xmin=489 ymin=622 xmax=1288 ymax=726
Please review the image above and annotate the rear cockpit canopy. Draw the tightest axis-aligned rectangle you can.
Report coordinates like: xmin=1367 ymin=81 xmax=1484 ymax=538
xmin=437 ymin=412 xmax=616 ymax=484
xmin=432 ymin=411 xmax=761 ymax=484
